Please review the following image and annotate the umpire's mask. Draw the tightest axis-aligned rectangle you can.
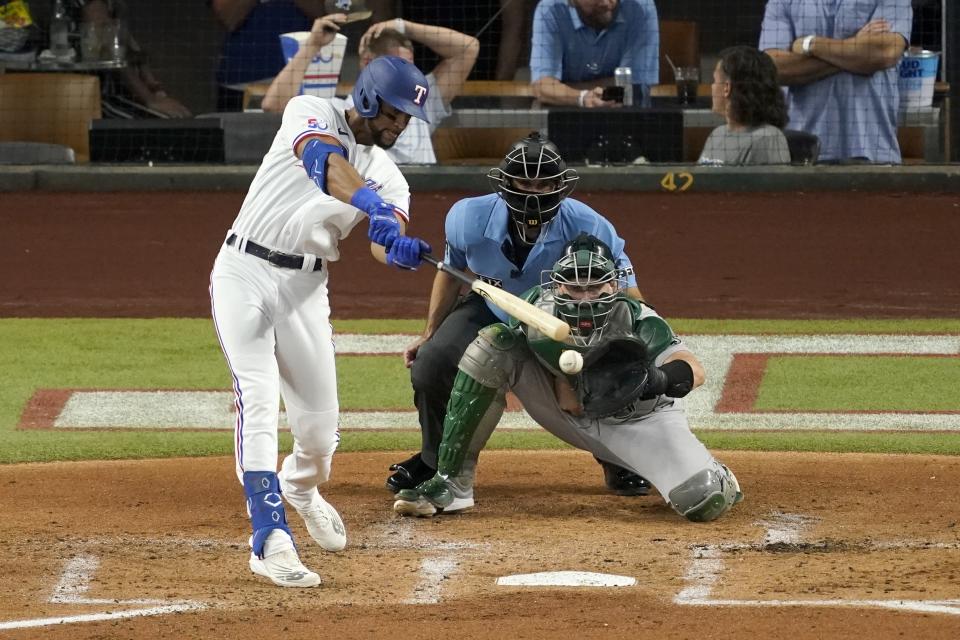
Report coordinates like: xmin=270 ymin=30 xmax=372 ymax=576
xmin=548 ymin=233 xmax=622 ymax=346
xmin=488 ymin=132 xmax=578 ymax=245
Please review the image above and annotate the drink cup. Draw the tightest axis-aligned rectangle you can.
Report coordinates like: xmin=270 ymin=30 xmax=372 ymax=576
xmin=103 ymin=20 xmax=126 ymax=62
xmin=674 ymin=66 xmax=700 ymax=106
xmin=898 ymin=48 xmax=940 ymax=110
xmin=79 ymin=22 xmax=102 ymax=61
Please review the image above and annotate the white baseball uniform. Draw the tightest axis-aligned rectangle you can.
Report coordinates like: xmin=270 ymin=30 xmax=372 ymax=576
xmin=210 ymin=94 xmax=410 ymax=509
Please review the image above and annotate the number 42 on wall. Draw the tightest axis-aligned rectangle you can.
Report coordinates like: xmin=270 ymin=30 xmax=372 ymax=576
xmin=660 ymin=172 xmax=694 ymax=192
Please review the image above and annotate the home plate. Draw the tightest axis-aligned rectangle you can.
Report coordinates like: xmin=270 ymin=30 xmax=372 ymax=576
xmin=496 ymin=571 xmax=636 ymax=587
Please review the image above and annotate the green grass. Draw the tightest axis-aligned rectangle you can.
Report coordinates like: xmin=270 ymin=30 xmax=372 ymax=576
xmin=756 ymin=355 xmax=960 ymax=412
xmin=2 ymin=317 xmax=960 ymax=464
xmin=338 ymin=356 xmax=412 ymax=409
xmin=337 ymin=318 xmax=960 ymax=336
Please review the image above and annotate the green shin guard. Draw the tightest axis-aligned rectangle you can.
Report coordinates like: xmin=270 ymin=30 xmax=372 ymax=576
xmin=436 ymin=371 xmax=497 ymax=478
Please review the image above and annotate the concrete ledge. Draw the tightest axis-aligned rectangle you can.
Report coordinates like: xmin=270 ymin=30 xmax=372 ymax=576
xmin=0 ymin=166 xmax=38 ymax=191
xmin=2 ymin=163 xmax=960 ymax=192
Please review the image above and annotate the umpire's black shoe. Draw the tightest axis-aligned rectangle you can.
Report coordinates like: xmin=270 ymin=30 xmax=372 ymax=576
xmin=597 ymin=459 xmax=652 ymax=496
xmin=386 ymin=452 xmax=436 ymax=493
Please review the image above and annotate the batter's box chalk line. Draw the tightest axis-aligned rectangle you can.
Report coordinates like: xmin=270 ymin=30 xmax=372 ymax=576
xmin=0 ymin=553 xmax=207 ymax=631
xmin=674 ymin=511 xmax=960 ymax=616
xmin=371 ymin=518 xmax=489 ymax=605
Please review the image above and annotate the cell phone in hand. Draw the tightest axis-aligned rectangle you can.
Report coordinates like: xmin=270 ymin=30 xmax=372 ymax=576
xmin=601 ymin=86 xmax=625 ymax=103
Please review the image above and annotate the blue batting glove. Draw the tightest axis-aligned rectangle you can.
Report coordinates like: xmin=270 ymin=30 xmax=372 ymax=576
xmin=386 ymin=236 xmax=431 ymax=270
xmin=368 ymin=202 xmax=400 ymax=248
xmin=351 ymin=186 xmax=401 ymax=248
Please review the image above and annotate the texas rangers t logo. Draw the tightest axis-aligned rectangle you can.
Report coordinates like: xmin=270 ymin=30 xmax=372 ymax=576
xmin=413 ymin=84 xmax=427 ymax=105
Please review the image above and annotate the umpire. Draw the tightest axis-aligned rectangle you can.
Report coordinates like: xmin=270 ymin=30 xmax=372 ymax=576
xmin=390 ymin=132 xmax=650 ymax=504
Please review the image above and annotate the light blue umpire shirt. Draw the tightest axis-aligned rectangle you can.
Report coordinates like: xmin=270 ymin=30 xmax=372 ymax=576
xmin=531 ymin=0 xmax=659 ymax=90
xmin=759 ymin=0 xmax=912 ymax=163
xmin=443 ymin=193 xmax=637 ymax=323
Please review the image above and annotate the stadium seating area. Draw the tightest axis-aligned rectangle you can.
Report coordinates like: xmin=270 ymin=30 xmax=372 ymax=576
xmin=0 ymin=1 xmax=950 ymax=165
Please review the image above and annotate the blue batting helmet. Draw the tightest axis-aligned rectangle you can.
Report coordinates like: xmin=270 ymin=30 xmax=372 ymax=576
xmin=352 ymin=55 xmax=431 ymax=123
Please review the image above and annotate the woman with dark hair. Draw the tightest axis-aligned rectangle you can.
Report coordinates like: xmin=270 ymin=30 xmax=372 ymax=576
xmin=699 ymin=45 xmax=790 ymax=165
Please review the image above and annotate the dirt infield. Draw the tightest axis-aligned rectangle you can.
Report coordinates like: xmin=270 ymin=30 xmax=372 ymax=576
xmin=3 ymin=190 xmax=959 ymax=318
xmin=1 ymin=451 xmax=958 ymax=639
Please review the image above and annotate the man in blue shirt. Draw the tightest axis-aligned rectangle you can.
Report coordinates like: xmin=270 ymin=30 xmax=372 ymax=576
xmin=212 ymin=0 xmax=317 ymax=111
xmin=530 ymin=0 xmax=659 ymax=108
xmin=389 ymin=133 xmax=650 ymax=507
xmin=759 ymin=0 xmax=912 ymax=163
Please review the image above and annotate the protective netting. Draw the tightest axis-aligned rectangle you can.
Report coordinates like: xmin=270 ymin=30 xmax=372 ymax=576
xmin=0 ymin=0 xmax=948 ymax=165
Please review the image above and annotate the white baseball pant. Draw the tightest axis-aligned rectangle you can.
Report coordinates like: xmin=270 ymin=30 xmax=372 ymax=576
xmin=210 ymin=241 xmax=340 ymax=509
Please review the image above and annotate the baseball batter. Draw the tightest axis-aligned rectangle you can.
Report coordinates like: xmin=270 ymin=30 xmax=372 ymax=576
xmin=390 ymin=133 xmax=652 ymax=505
xmin=394 ymin=234 xmax=743 ymax=522
xmin=210 ymin=55 xmax=432 ymax=587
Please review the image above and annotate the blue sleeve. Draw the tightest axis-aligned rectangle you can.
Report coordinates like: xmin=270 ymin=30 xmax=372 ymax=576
xmin=443 ymin=201 xmax=468 ymax=270
xmin=878 ymin=0 xmax=912 ymax=43
xmin=530 ymin=2 xmax=563 ymax=82
xmin=758 ymin=0 xmax=793 ymax=51
xmin=622 ymin=0 xmax=659 ymax=87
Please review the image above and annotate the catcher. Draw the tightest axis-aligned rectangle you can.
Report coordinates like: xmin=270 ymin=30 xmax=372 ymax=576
xmin=394 ymin=234 xmax=743 ymax=522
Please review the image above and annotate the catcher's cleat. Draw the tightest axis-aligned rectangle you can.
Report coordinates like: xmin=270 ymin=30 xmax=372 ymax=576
xmin=393 ymin=470 xmax=476 ymax=517
xmin=385 ymin=452 xmax=436 ymax=493
xmin=442 ymin=474 xmax=475 ymax=513
xmin=598 ymin=459 xmax=652 ymax=496
xmin=393 ymin=493 xmax=439 ymax=517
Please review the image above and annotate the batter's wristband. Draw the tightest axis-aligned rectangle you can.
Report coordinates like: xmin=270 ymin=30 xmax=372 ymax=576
xmin=350 ymin=186 xmax=384 ymax=216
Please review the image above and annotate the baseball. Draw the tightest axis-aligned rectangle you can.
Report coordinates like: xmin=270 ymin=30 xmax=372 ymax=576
xmin=558 ymin=349 xmax=584 ymax=374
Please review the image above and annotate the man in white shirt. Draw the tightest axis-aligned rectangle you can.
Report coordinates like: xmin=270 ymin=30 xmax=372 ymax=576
xmin=211 ymin=55 xmax=433 ymax=588
xmin=264 ymin=13 xmax=478 ymax=164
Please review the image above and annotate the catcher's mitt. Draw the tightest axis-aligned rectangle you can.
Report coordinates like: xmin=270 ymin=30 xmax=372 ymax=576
xmin=580 ymin=338 xmax=650 ymax=418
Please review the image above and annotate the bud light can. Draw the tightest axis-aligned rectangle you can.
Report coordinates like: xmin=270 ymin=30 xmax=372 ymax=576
xmin=614 ymin=66 xmax=633 ymax=106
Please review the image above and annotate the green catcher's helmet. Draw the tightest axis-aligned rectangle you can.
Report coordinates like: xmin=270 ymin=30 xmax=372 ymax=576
xmin=549 ymin=233 xmax=622 ymax=346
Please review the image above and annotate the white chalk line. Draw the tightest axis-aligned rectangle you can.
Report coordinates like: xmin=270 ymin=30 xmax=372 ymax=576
xmin=0 ymin=553 xmax=207 ymax=630
xmin=0 ymin=605 xmax=205 ymax=631
xmin=405 ymin=557 xmax=460 ymax=605
xmin=674 ymin=512 xmax=960 ymax=616
xmin=48 ymin=333 xmax=960 ymax=432
xmin=371 ymin=517 xmax=486 ymax=605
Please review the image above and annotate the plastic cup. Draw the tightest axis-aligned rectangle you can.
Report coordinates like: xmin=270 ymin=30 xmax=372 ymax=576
xmin=898 ymin=49 xmax=940 ymax=110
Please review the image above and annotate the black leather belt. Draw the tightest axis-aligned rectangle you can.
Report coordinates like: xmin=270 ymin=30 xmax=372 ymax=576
xmin=226 ymin=234 xmax=323 ymax=271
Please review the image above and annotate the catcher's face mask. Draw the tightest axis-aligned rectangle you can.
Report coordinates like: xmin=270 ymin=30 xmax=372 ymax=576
xmin=487 ymin=133 xmax=578 ymax=245
xmin=549 ymin=237 xmax=622 ymax=346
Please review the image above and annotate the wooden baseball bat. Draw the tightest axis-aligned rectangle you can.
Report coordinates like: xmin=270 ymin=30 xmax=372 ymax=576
xmin=421 ymin=254 xmax=570 ymax=342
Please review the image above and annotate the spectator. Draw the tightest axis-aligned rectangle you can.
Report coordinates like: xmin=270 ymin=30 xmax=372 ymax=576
xmin=74 ymin=0 xmax=191 ymax=118
xmin=699 ymin=46 xmax=790 ymax=166
xmin=401 ymin=0 xmax=526 ymax=81
xmin=530 ymin=0 xmax=658 ymax=108
xmin=263 ymin=15 xmax=479 ymax=164
xmin=23 ymin=1 xmax=191 ymax=118
xmin=759 ymin=0 xmax=912 ymax=164
xmin=212 ymin=0 xmax=319 ymax=112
